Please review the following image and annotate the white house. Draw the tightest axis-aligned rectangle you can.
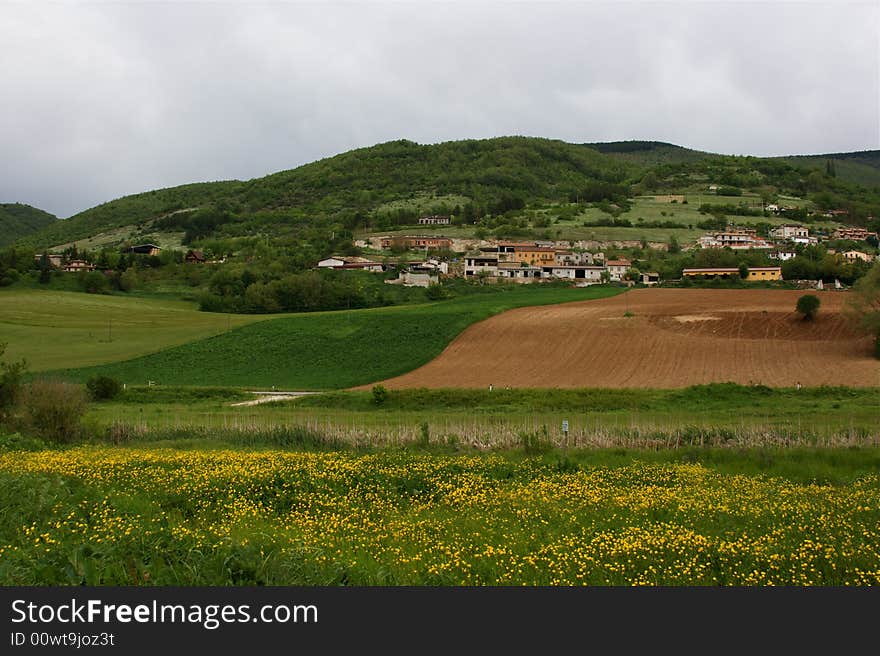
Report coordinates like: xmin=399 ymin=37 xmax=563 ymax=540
xmin=541 ymin=265 xmax=605 ymax=283
xmin=769 ymin=250 xmax=797 ymax=261
xmin=554 ymin=250 xmax=600 ymax=266
xmin=496 ymin=263 xmax=542 ymax=280
xmin=769 ymin=225 xmax=809 ymax=240
xmin=464 ymin=254 xmax=499 ymax=277
xmin=387 ymin=271 xmax=438 ymax=287
xmin=605 ymin=259 xmax=631 ymax=282
xmin=317 ymin=256 xmax=383 ymax=272
xmin=418 ymin=215 xmax=451 ymax=225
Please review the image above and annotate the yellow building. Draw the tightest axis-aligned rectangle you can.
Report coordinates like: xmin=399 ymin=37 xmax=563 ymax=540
xmin=745 ymin=267 xmax=782 ymax=281
xmin=497 ymin=243 xmax=556 ymax=267
xmin=682 ymin=266 xmax=782 ymax=281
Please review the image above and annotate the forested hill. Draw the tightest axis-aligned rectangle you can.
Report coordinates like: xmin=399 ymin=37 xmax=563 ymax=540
xmin=20 ymin=137 xmax=630 ymax=248
xmin=15 ymin=136 xmax=880 ymax=250
xmin=0 ymin=203 xmax=58 ymax=247
xmin=584 ymin=140 xmax=713 ymax=167
xmin=587 ymin=140 xmax=880 ymax=189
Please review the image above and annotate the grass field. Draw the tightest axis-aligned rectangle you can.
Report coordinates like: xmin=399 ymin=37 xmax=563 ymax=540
xmin=1 ymin=444 xmax=877 ymax=585
xmin=0 ymin=290 xmax=262 ymax=371
xmin=83 ymin=384 xmax=880 ymax=448
xmin=53 ymin=285 xmax=622 ymax=389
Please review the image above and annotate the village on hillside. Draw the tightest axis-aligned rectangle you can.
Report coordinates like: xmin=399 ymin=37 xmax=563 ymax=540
xmin=313 ymin=214 xmax=878 ymax=288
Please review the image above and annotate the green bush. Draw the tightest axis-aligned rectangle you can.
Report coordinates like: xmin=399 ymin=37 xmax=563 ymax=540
xmin=0 ymin=432 xmax=48 ymax=452
xmin=372 ymin=384 xmax=388 ymax=406
xmin=19 ymin=380 xmax=88 ymax=444
xmin=0 ymin=343 xmax=26 ymax=422
xmin=86 ymin=375 xmax=122 ymax=400
xmin=796 ymin=294 xmax=820 ymax=320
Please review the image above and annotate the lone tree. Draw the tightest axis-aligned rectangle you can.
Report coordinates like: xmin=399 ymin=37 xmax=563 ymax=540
xmin=796 ymin=294 xmax=821 ymax=320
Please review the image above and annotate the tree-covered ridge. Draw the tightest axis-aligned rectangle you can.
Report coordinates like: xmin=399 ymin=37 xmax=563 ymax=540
xmin=14 ymin=136 xmax=880 ymax=252
xmin=782 ymin=151 xmax=880 ymax=189
xmin=20 ymin=181 xmax=241 ymax=249
xmin=584 ymin=140 xmax=713 ymax=167
xmin=589 ymin=140 xmax=880 ymax=190
xmin=20 ymin=137 xmax=633 ymax=249
xmin=0 ymin=203 xmax=57 ymax=248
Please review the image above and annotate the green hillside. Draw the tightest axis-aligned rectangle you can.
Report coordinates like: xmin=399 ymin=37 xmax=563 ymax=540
xmin=589 ymin=140 xmax=880 ymax=190
xmin=584 ymin=141 xmax=713 ymax=167
xmin=0 ymin=203 xmax=57 ymax=247
xmin=20 ymin=137 xmax=632 ymax=249
xmin=20 ymin=181 xmax=240 ymax=250
xmin=13 ymin=137 xmax=880 ymax=253
xmin=783 ymin=151 xmax=880 ymax=189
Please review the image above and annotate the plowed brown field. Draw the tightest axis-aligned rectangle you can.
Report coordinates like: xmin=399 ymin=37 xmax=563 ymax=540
xmin=373 ymin=289 xmax=879 ymax=389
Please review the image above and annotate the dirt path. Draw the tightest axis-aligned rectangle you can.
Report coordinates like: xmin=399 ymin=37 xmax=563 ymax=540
xmin=367 ymin=289 xmax=879 ymax=389
xmin=231 ymin=391 xmax=319 ymax=407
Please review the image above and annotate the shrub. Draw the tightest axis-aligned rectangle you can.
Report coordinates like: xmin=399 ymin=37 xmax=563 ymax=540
xmin=796 ymin=294 xmax=821 ymax=320
xmin=0 ymin=343 xmax=26 ymax=422
xmin=417 ymin=421 xmax=430 ymax=447
xmin=86 ymin=375 xmax=122 ymax=401
xmin=19 ymin=380 xmax=88 ymax=443
xmin=424 ymin=284 xmax=445 ymax=301
xmin=371 ymin=384 xmax=388 ymax=406
xmin=519 ymin=425 xmax=553 ymax=455
xmin=0 ymin=432 xmax=48 ymax=452
xmin=80 ymin=271 xmax=109 ymax=294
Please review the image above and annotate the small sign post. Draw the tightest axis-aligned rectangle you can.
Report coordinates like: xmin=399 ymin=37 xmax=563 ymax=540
xmin=562 ymin=419 xmax=569 ymax=446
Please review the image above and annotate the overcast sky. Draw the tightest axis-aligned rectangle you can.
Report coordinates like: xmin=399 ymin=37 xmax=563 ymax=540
xmin=2 ymin=1 xmax=878 ymax=218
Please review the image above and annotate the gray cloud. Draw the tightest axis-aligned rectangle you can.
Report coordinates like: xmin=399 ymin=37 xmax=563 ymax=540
xmin=1 ymin=1 xmax=877 ymax=218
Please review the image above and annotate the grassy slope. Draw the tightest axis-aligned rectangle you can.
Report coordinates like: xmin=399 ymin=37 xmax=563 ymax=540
xmin=0 ymin=203 xmax=57 ymax=247
xmin=0 ymin=289 xmax=263 ymax=371
xmin=55 ymin=286 xmax=622 ymax=389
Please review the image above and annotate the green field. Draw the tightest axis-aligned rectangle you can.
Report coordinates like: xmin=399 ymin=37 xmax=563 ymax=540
xmin=53 ymin=285 xmax=622 ymax=389
xmin=84 ymin=384 xmax=880 ymax=447
xmin=0 ymin=290 xmax=263 ymax=371
xmin=1 ymin=444 xmax=877 ymax=585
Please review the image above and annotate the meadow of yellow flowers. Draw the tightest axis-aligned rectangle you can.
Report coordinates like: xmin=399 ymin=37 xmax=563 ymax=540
xmin=1 ymin=447 xmax=878 ymax=585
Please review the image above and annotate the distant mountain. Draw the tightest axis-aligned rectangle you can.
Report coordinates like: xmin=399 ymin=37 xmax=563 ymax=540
xmin=0 ymin=203 xmax=58 ymax=247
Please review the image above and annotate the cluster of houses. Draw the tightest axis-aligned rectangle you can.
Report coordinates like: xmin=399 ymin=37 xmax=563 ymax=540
xmin=322 ymin=219 xmax=878 ymax=288
xmin=462 ymin=243 xmax=640 ymax=285
xmin=699 ymin=225 xmax=878 ymax=265
xmin=318 ymin=242 xmax=654 ymax=287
